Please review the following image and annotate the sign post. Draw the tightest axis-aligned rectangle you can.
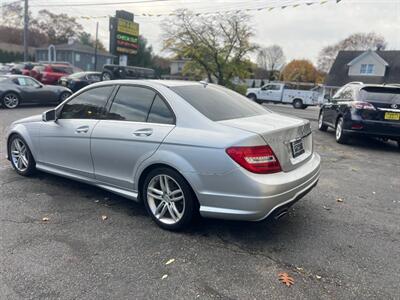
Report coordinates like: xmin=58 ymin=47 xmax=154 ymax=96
xmin=109 ymin=10 xmax=139 ymax=66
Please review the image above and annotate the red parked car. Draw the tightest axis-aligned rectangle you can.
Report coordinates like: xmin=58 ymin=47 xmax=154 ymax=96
xmin=30 ymin=64 xmax=76 ymax=85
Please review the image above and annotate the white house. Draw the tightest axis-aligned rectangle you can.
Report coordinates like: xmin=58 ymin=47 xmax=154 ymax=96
xmin=326 ymin=50 xmax=400 ymax=87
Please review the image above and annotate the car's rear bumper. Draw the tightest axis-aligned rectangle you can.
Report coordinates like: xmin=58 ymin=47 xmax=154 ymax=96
xmin=194 ymin=152 xmax=321 ymax=221
xmin=344 ymin=119 xmax=400 ymax=139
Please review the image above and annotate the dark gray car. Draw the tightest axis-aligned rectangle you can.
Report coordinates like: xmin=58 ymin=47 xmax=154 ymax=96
xmin=0 ymin=75 xmax=72 ymax=109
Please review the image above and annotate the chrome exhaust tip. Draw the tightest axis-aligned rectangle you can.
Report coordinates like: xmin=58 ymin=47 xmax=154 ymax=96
xmin=274 ymin=209 xmax=289 ymax=220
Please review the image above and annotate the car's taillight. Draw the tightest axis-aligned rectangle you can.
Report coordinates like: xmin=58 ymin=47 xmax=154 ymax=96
xmin=226 ymin=145 xmax=282 ymax=174
xmin=352 ymin=101 xmax=375 ymax=110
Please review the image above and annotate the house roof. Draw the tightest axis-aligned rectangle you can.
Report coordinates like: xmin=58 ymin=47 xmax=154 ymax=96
xmin=326 ymin=50 xmax=400 ymax=87
xmin=347 ymin=49 xmax=388 ymax=67
xmin=36 ymin=42 xmax=114 ymax=57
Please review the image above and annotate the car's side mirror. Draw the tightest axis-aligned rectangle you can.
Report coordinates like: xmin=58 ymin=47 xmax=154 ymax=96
xmin=42 ymin=109 xmax=57 ymax=122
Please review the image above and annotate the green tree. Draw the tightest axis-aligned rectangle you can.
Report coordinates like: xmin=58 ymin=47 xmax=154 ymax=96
xmin=162 ymin=10 xmax=257 ymax=86
xmin=79 ymin=32 xmax=106 ymax=51
xmin=34 ymin=10 xmax=83 ymax=44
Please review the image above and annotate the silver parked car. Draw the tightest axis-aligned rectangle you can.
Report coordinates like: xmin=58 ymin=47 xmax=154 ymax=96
xmin=6 ymin=80 xmax=321 ymax=230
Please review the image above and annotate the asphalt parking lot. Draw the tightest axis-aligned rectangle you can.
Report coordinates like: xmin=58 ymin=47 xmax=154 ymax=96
xmin=0 ymin=104 xmax=399 ymax=299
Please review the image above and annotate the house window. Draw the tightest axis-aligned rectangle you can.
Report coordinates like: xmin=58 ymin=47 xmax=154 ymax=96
xmin=360 ymin=64 xmax=374 ymax=75
xmin=75 ymin=53 xmax=81 ymax=62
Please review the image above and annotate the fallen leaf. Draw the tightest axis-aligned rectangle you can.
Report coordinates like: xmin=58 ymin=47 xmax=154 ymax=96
xmin=101 ymin=215 xmax=108 ymax=221
xmin=296 ymin=266 xmax=304 ymax=271
xmin=316 ymin=275 xmax=322 ymax=279
xmin=165 ymin=258 xmax=175 ymax=265
xmin=323 ymin=206 xmax=331 ymax=211
xmin=336 ymin=198 xmax=344 ymax=203
xmin=278 ymin=272 xmax=294 ymax=287
xmin=161 ymin=274 xmax=168 ymax=280
xmin=42 ymin=217 xmax=49 ymax=222
xmin=351 ymin=168 xmax=358 ymax=172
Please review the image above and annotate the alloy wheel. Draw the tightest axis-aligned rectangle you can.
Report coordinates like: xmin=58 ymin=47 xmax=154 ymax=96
xmin=3 ymin=93 xmax=19 ymax=108
xmin=60 ymin=92 xmax=70 ymax=101
xmin=147 ymin=174 xmax=185 ymax=225
xmin=10 ymin=138 xmax=29 ymax=172
xmin=102 ymin=72 xmax=111 ymax=81
xmin=336 ymin=119 xmax=343 ymax=140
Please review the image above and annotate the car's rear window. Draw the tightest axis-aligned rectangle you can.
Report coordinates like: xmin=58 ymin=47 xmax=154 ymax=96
xmin=359 ymin=87 xmax=400 ymax=104
xmin=170 ymin=84 xmax=267 ymax=121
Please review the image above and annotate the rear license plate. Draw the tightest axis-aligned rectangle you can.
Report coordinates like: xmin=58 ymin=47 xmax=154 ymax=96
xmin=384 ymin=112 xmax=400 ymax=121
xmin=291 ymin=139 xmax=305 ymax=158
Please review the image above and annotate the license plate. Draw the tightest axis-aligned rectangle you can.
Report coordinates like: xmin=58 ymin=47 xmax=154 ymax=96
xmin=291 ymin=139 xmax=305 ymax=158
xmin=384 ymin=112 xmax=400 ymax=121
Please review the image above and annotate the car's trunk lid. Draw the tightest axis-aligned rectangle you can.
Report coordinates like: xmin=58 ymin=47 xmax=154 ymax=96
xmin=219 ymin=113 xmax=313 ymax=172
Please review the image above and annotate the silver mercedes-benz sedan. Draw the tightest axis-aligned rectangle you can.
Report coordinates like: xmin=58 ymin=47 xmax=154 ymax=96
xmin=6 ymin=80 xmax=320 ymax=230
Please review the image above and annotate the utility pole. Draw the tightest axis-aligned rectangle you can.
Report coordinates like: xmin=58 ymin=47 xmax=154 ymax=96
xmin=23 ymin=0 xmax=29 ymax=61
xmin=94 ymin=21 xmax=99 ymax=71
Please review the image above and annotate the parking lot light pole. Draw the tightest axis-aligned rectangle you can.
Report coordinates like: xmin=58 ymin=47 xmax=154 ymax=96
xmin=23 ymin=0 xmax=29 ymax=62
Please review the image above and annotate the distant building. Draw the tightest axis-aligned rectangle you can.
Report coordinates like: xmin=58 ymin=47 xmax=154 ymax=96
xmin=162 ymin=59 xmax=192 ymax=80
xmin=326 ymin=50 xmax=400 ymax=87
xmin=35 ymin=41 xmax=115 ymax=71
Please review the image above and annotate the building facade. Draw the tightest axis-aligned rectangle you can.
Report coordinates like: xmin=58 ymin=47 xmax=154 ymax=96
xmin=35 ymin=41 xmax=115 ymax=71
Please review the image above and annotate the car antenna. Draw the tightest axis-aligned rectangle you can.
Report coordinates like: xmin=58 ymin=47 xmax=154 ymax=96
xmin=199 ymin=80 xmax=208 ymax=88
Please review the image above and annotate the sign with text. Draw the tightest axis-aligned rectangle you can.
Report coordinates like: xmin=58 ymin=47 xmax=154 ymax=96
xmin=109 ymin=11 xmax=139 ymax=57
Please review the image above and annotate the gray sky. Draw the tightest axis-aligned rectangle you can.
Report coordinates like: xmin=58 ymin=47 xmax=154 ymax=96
xmin=28 ymin=0 xmax=400 ymax=63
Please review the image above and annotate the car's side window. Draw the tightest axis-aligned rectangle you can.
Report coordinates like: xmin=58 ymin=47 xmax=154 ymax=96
xmin=106 ymin=86 xmax=156 ymax=122
xmin=340 ymin=88 xmax=354 ymax=101
xmin=60 ymin=86 xmax=114 ymax=119
xmin=147 ymin=95 xmax=175 ymax=125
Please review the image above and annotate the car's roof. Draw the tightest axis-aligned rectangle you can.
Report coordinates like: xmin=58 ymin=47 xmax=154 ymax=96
xmin=347 ymin=82 xmax=400 ymax=89
xmin=95 ymin=79 xmax=205 ymax=88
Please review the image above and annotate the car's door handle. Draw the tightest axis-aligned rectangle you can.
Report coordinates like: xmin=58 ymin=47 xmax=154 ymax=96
xmin=133 ymin=128 xmax=153 ymax=137
xmin=75 ymin=126 xmax=89 ymax=133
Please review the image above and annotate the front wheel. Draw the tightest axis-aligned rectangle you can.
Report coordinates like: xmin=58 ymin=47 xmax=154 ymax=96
xmin=142 ymin=167 xmax=197 ymax=231
xmin=8 ymin=135 xmax=36 ymax=176
xmin=335 ymin=117 xmax=348 ymax=144
xmin=101 ymin=71 xmax=113 ymax=81
xmin=318 ymin=112 xmax=328 ymax=131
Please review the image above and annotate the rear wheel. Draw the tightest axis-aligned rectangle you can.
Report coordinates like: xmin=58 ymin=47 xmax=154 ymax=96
xmin=248 ymin=93 xmax=262 ymax=104
xmin=335 ymin=117 xmax=348 ymax=144
xmin=318 ymin=111 xmax=328 ymax=131
xmin=142 ymin=167 xmax=197 ymax=231
xmin=2 ymin=92 xmax=20 ymax=109
xmin=293 ymin=99 xmax=303 ymax=109
xmin=59 ymin=91 xmax=71 ymax=103
xmin=8 ymin=135 xmax=36 ymax=176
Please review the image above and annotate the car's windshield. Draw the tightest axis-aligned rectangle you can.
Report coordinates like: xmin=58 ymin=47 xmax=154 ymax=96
xmin=359 ymin=87 xmax=400 ymax=104
xmin=69 ymin=72 xmax=86 ymax=79
xmin=171 ymin=84 xmax=268 ymax=121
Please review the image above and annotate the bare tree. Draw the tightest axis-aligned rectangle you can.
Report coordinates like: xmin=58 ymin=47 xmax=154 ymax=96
xmin=317 ymin=32 xmax=387 ymax=73
xmin=162 ymin=10 xmax=257 ymax=85
xmin=257 ymin=45 xmax=286 ymax=80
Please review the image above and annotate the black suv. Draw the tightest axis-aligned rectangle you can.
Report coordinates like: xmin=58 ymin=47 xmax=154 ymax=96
xmin=318 ymin=82 xmax=400 ymax=146
xmin=101 ymin=64 xmax=156 ymax=81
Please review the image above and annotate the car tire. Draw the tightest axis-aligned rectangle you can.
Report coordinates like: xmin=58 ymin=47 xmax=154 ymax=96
xmin=248 ymin=94 xmax=262 ymax=104
xmin=2 ymin=92 xmax=20 ymax=109
xmin=293 ymin=99 xmax=303 ymax=109
xmin=101 ymin=71 xmax=113 ymax=81
xmin=335 ymin=117 xmax=348 ymax=144
xmin=318 ymin=112 xmax=328 ymax=131
xmin=59 ymin=91 xmax=71 ymax=103
xmin=8 ymin=134 xmax=36 ymax=176
xmin=142 ymin=167 xmax=197 ymax=231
